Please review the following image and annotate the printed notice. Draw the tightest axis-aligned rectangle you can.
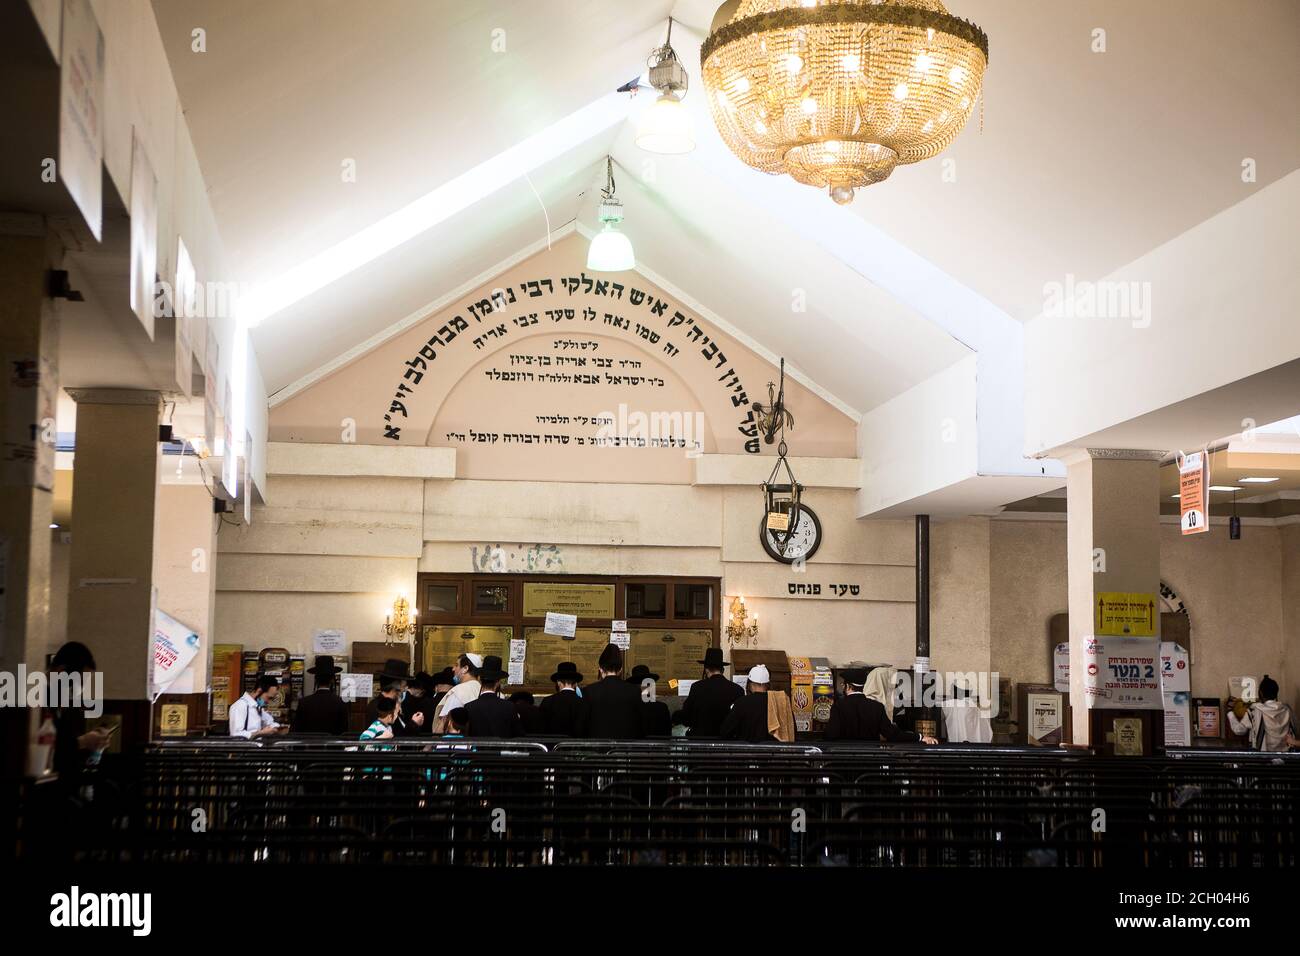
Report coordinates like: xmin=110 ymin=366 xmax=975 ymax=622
xmin=543 ymin=611 xmax=577 ymax=638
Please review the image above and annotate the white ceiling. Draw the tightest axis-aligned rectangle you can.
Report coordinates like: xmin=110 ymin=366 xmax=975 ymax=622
xmin=152 ymin=0 xmax=1300 ymax=415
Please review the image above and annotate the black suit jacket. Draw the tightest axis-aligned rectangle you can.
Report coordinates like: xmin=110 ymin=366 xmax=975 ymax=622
xmin=539 ymin=689 xmax=589 ymax=737
xmin=719 ymin=691 xmax=775 ymax=742
xmin=680 ymin=674 xmax=743 ymax=737
xmin=824 ymin=693 xmax=919 ymax=743
xmin=291 ymin=689 xmax=350 ymax=736
xmin=641 ymin=699 xmax=672 ymax=737
xmin=514 ymin=700 xmax=545 ymax=736
xmin=583 ymin=676 xmax=645 ymax=739
xmin=464 ymin=692 xmax=520 ymax=738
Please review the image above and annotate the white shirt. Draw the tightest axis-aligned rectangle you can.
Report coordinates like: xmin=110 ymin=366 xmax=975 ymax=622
xmin=436 ymin=679 xmax=481 ymax=718
xmin=941 ymin=698 xmax=993 ymax=743
xmin=228 ymin=692 xmax=279 ymax=739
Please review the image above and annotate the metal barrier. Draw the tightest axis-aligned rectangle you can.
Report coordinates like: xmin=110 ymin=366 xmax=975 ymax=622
xmin=20 ymin=741 xmax=1299 ymax=867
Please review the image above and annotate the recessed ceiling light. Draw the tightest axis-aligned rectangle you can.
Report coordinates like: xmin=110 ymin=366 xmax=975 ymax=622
xmin=1208 ymin=485 xmax=1242 ymax=492
xmin=1238 ymin=476 xmax=1279 ymax=483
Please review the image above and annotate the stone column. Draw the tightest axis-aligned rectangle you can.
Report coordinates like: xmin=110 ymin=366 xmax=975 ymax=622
xmin=64 ymin=389 xmax=162 ymax=701
xmin=0 ymin=219 xmax=62 ymax=774
xmin=1064 ymin=448 xmax=1164 ymax=747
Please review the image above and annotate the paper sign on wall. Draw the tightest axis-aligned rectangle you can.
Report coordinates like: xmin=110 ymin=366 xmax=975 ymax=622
xmin=340 ymin=673 xmax=372 ymax=702
xmin=611 ymin=620 xmax=628 ymax=632
xmin=544 ymin=611 xmax=577 ymax=638
xmin=1053 ymin=642 xmax=1070 ymax=693
xmin=129 ymin=130 xmax=158 ymax=338
xmin=58 ymin=0 xmax=105 ymax=242
xmin=312 ymin=629 xmax=346 ymax=654
xmin=1179 ymin=450 xmax=1209 ymax=535
xmin=1084 ymin=635 xmax=1162 ymax=710
xmin=1095 ymin=592 xmax=1157 ymax=636
xmin=610 ymin=632 xmax=630 ymax=650
xmin=151 ymin=609 xmax=201 ymax=700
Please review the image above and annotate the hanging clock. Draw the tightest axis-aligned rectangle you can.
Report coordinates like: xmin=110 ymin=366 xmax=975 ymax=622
xmin=760 ymin=504 xmax=822 ymax=564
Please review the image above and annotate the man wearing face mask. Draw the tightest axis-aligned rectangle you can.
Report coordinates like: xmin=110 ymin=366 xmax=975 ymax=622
xmin=433 ymin=653 xmax=483 ymax=734
xmin=229 ymin=676 xmax=287 ymax=739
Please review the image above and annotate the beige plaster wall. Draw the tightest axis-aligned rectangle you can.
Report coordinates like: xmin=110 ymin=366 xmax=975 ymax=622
xmin=1281 ymin=523 xmax=1300 ymax=716
xmin=216 ymin=477 xmax=992 ymax=676
xmin=989 ymin=517 xmax=1289 ymax=704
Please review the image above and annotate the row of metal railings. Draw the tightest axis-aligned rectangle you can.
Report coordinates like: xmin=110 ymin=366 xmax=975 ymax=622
xmin=20 ymin=738 xmax=1300 ymax=867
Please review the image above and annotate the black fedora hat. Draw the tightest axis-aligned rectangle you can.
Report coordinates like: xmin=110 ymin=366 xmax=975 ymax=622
xmin=308 ymin=655 xmax=342 ymax=676
xmin=698 ymin=647 xmax=729 ymax=669
xmin=550 ymin=661 xmax=584 ymax=683
xmin=379 ymin=658 xmax=415 ymax=681
xmin=598 ymin=643 xmax=624 ymax=673
xmin=627 ymin=664 xmax=660 ymax=684
xmin=478 ymin=655 xmax=507 ymax=682
xmin=431 ymin=666 xmax=456 ymax=687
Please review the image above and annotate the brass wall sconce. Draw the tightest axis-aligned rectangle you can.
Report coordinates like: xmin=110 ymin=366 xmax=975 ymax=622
xmin=383 ymin=594 xmax=417 ymax=643
xmin=725 ymin=595 xmax=759 ymax=648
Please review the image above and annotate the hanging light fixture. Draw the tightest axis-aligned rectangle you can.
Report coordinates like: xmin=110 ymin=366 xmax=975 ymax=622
xmin=586 ymin=157 xmax=635 ymax=272
xmin=701 ymin=0 xmax=988 ymax=204
xmin=637 ymin=18 xmax=695 ymax=154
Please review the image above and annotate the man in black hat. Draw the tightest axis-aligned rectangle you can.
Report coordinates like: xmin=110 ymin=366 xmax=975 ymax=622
xmin=401 ymin=671 xmax=440 ymax=736
xmin=628 ymin=665 xmax=671 ymax=737
xmin=429 ymin=666 xmax=456 ymax=713
xmin=825 ymin=667 xmax=937 ymax=744
xmin=510 ymin=692 xmax=545 ymax=735
xmin=463 ymin=656 xmax=519 ymax=737
xmin=540 ymin=661 xmax=588 ymax=736
xmin=582 ymin=645 xmax=644 ymax=738
xmin=678 ymin=646 xmax=742 ymax=737
xmin=291 ymin=655 xmax=350 ymax=735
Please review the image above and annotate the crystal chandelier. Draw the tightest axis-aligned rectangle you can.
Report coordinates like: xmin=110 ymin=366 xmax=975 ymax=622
xmin=701 ymin=0 xmax=988 ymax=204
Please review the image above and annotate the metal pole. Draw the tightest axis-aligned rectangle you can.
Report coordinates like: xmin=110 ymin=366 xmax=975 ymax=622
xmin=915 ymin=514 xmax=930 ymax=665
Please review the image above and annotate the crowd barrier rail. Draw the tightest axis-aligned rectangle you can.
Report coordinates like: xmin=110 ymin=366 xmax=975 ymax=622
xmin=16 ymin=739 xmax=1299 ymax=867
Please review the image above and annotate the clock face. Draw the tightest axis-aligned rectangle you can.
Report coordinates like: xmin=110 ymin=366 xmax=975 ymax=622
xmin=760 ymin=504 xmax=822 ymax=564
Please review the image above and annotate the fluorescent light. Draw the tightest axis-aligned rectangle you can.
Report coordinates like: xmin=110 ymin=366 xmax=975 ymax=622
xmin=1170 ymin=494 xmax=1180 ymax=499
xmin=1208 ymin=485 xmax=1242 ymax=492
xmin=49 ymin=523 xmax=59 ymax=529
xmin=241 ymin=92 xmax=633 ymax=326
xmin=1238 ymin=476 xmax=1279 ymax=483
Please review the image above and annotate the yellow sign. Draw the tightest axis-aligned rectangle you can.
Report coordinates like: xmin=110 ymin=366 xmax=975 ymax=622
xmin=1095 ymin=591 xmax=1157 ymax=636
xmin=160 ymin=703 xmax=188 ymax=737
xmin=1112 ymin=717 xmax=1144 ymax=756
xmin=522 ymin=582 xmax=615 ymax=618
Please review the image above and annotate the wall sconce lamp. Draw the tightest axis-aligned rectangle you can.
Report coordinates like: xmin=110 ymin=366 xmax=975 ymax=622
xmin=383 ymin=594 xmax=417 ymax=643
xmin=725 ymin=595 xmax=759 ymax=648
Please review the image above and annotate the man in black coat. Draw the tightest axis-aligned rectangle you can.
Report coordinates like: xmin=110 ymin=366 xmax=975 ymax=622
xmin=720 ymin=665 xmax=778 ymax=742
xmin=400 ymin=672 xmax=440 ymax=736
xmin=463 ymin=657 xmax=519 ymax=737
xmin=539 ymin=661 xmax=588 ymax=736
xmin=292 ymin=656 xmax=350 ymax=735
xmin=679 ymin=647 xmax=742 ymax=737
xmin=628 ymin=665 xmax=671 ymax=737
xmin=582 ymin=645 xmax=644 ymax=739
xmin=824 ymin=668 xmax=938 ymax=744
xmin=511 ymin=692 xmax=545 ymax=735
